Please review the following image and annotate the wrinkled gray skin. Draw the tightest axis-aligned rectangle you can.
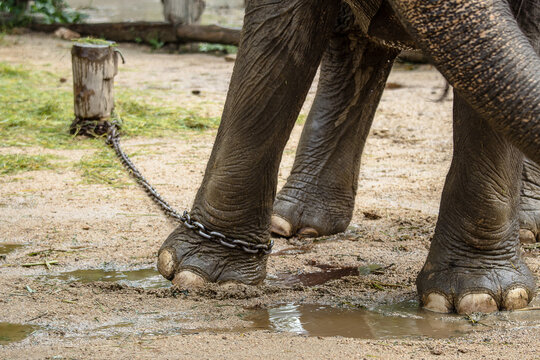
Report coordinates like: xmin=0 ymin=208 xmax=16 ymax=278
xmin=158 ymin=0 xmax=540 ymax=314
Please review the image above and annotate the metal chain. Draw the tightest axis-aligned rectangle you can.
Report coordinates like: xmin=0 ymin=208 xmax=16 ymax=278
xmin=105 ymin=119 xmax=273 ymax=255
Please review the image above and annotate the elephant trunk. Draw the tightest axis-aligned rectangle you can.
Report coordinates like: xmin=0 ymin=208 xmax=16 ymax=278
xmin=390 ymin=0 xmax=540 ymax=163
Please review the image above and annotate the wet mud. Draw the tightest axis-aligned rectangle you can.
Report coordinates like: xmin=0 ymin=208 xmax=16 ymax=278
xmin=0 ymin=243 xmax=24 ymax=256
xmin=248 ymin=301 xmax=540 ymax=340
xmin=268 ymin=263 xmax=361 ymax=287
xmin=43 ymin=268 xmax=171 ymax=289
xmin=0 ymin=323 xmax=39 ymax=345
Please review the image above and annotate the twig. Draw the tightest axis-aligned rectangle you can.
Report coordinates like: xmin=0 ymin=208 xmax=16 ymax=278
xmin=27 ymin=249 xmax=69 ymax=256
xmin=28 ymin=312 xmax=48 ymax=321
xmin=370 ymin=281 xmax=406 ymax=290
xmin=513 ymin=306 xmax=540 ymax=312
xmin=22 ymin=260 xmax=59 ymax=268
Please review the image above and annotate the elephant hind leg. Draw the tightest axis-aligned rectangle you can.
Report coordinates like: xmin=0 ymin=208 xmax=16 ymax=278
xmin=271 ymin=31 xmax=399 ymax=238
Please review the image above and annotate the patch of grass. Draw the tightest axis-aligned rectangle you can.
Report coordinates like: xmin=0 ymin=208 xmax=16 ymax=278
xmin=148 ymin=38 xmax=164 ymax=51
xmin=0 ymin=62 xmax=29 ymax=77
xmin=0 ymin=153 xmax=56 ymax=175
xmin=76 ymin=147 xmax=130 ymax=186
xmin=0 ymin=62 xmax=220 ymax=149
xmin=296 ymin=114 xmax=307 ymax=125
xmin=115 ymin=97 xmax=220 ymax=135
xmin=74 ymin=37 xmax=116 ymax=46
xmin=0 ymin=63 xmax=79 ymax=148
xmin=198 ymin=43 xmax=237 ymax=55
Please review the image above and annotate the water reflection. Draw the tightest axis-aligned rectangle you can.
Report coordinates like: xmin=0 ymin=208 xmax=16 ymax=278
xmin=0 ymin=243 xmax=24 ymax=255
xmin=45 ymin=268 xmax=171 ymax=288
xmin=0 ymin=323 xmax=38 ymax=345
xmin=250 ymin=301 xmax=475 ymax=339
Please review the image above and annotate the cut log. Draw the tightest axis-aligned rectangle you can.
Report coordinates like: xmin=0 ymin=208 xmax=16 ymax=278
xmin=176 ymin=24 xmax=240 ymax=45
xmin=29 ymin=22 xmax=241 ymax=46
xmin=70 ymin=41 xmax=119 ymax=136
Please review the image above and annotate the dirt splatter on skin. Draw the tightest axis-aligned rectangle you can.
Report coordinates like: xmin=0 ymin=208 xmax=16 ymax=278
xmin=0 ymin=33 xmax=539 ymax=358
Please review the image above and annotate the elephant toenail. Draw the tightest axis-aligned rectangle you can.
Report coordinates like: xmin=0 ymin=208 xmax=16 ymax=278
xmin=502 ymin=288 xmax=529 ymax=310
xmin=422 ymin=293 xmax=452 ymax=313
xmin=157 ymin=249 xmax=176 ymax=280
xmin=456 ymin=293 xmax=498 ymax=314
xmin=298 ymin=227 xmax=319 ymax=238
xmin=270 ymin=215 xmax=293 ymax=237
xmin=519 ymin=229 xmax=536 ymax=244
xmin=172 ymin=270 xmax=206 ymax=289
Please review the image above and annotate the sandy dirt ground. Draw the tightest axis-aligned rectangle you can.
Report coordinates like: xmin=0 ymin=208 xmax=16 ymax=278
xmin=0 ymin=33 xmax=539 ymax=359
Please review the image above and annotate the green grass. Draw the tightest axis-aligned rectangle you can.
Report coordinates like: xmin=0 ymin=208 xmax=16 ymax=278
xmin=76 ymin=146 xmax=130 ymax=186
xmin=0 ymin=62 xmax=29 ymax=78
xmin=74 ymin=37 xmax=116 ymax=46
xmin=0 ymin=62 xmax=220 ymax=149
xmin=115 ymin=96 xmax=220 ymax=135
xmin=296 ymin=114 xmax=307 ymax=125
xmin=0 ymin=61 xmax=221 ymax=185
xmin=198 ymin=43 xmax=238 ymax=55
xmin=0 ymin=153 xmax=57 ymax=175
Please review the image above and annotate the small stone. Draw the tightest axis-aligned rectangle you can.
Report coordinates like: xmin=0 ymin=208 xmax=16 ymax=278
xmin=430 ymin=348 xmax=443 ymax=355
xmin=82 ymin=225 xmax=90 ymax=230
xmin=224 ymin=54 xmax=236 ymax=62
xmin=54 ymin=27 xmax=81 ymax=41
xmin=458 ymin=349 xmax=468 ymax=354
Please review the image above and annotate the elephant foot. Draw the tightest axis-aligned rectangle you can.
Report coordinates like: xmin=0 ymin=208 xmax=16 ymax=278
xmin=417 ymin=246 xmax=536 ymax=314
xmin=271 ymin=187 xmax=353 ymax=238
xmin=157 ymin=225 xmax=268 ymax=288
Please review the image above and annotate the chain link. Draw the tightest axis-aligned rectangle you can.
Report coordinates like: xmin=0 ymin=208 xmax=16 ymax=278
xmin=105 ymin=119 xmax=273 ymax=255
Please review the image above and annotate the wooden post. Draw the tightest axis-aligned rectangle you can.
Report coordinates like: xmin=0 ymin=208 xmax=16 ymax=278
xmin=162 ymin=0 xmax=206 ymax=25
xmin=70 ymin=41 xmax=119 ymax=136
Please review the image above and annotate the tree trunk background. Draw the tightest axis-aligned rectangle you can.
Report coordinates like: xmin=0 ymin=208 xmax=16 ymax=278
xmin=162 ymin=0 xmax=206 ymax=25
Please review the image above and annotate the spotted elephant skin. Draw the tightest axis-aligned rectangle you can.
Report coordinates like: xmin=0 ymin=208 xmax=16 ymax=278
xmin=158 ymin=0 xmax=540 ymax=314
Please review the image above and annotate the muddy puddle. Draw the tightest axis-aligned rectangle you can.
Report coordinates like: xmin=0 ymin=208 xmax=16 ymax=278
xmin=266 ymin=263 xmax=383 ymax=287
xmin=248 ymin=301 xmax=540 ymax=340
xmin=44 ymin=268 xmax=171 ymax=289
xmin=0 ymin=243 xmax=24 ymax=256
xmin=0 ymin=323 xmax=38 ymax=345
xmin=53 ymin=301 xmax=540 ymax=341
xmin=40 ymin=262 xmax=371 ymax=289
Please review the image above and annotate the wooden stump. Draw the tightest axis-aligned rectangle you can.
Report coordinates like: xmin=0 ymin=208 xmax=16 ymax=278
xmin=162 ymin=0 xmax=206 ymax=25
xmin=70 ymin=41 xmax=119 ymax=136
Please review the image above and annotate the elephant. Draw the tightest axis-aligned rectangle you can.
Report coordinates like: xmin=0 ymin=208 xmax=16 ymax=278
xmin=157 ymin=0 xmax=540 ymax=314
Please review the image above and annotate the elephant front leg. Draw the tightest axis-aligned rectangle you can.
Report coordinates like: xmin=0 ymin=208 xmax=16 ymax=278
xmin=417 ymin=94 xmax=536 ymax=314
xmin=271 ymin=28 xmax=399 ymax=238
xmin=157 ymin=0 xmax=340 ymax=287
